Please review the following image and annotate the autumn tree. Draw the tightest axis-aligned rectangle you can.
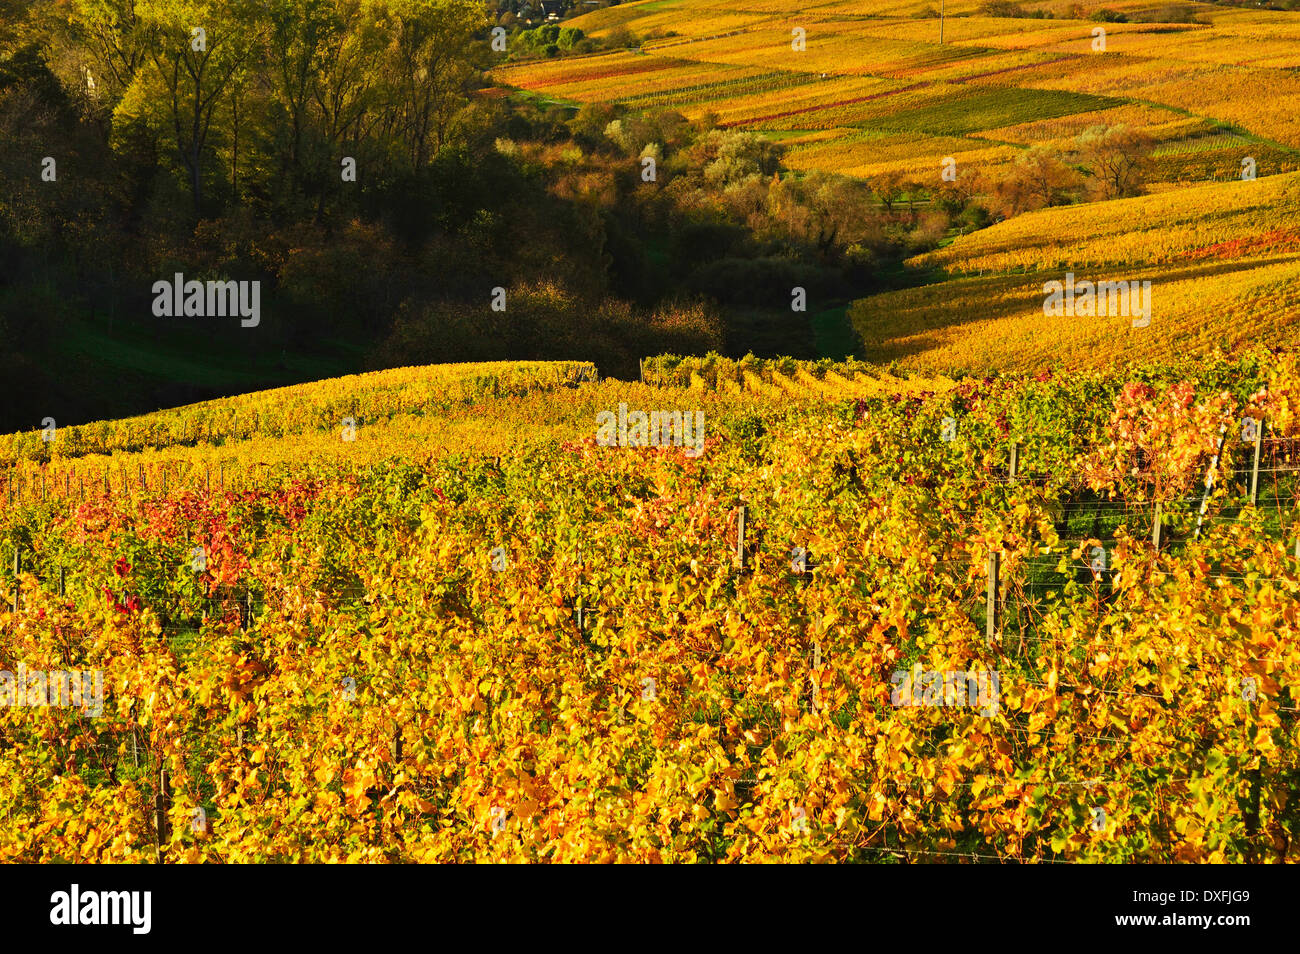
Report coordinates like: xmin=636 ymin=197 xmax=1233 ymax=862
xmin=1075 ymin=123 xmax=1154 ymax=199
xmin=713 ymin=130 xmax=784 ymax=180
xmin=263 ymin=0 xmax=339 ymax=192
xmin=113 ymin=1 xmax=258 ymax=214
xmin=1016 ymin=145 xmax=1082 ymax=208
xmin=992 ymin=145 xmax=1081 ymax=215
xmin=871 ymin=169 xmax=908 ymax=213
xmin=383 ymin=0 xmax=485 ymax=171
xmin=308 ymin=2 xmax=389 ymax=179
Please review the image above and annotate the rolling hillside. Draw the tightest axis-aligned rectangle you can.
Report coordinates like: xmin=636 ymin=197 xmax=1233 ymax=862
xmin=503 ymin=0 xmax=1300 ymax=177
xmin=497 ymin=0 xmax=1300 ymax=373
xmin=851 ymin=171 xmax=1300 ymax=371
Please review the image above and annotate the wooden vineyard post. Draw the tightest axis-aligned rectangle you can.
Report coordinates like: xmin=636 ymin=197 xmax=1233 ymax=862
xmin=10 ymin=545 xmax=19 ymax=614
xmin=985 ymin=551 xmax=1000 ymax=646
xmin=1009 ymin=442 xmax=1019 ymax=483
xmin=1152 ymin=501 xmax=1162 ymax=550
xmin=572 ymin=541 xmax=587 ymax=640
xmin=1249 ymin=419 xmax=1263 ymax=507
xmin=154 ymin=765 xmax=170 ymax=862
xmin=1195 ymin=424 xmax=1227 ymax=539
xmin=810 ymin=642 xmax=823 ymax=713
xmin=736 ymin=505 xmax=747 ymax=571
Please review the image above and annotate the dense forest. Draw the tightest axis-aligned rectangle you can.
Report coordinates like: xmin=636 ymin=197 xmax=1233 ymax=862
xmin=0 ymin=0 xmax=982 ymax=432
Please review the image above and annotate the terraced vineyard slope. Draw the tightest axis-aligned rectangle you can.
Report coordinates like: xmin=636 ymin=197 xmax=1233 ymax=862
xmin=3 ymin=354 xmax=1300 ymax=862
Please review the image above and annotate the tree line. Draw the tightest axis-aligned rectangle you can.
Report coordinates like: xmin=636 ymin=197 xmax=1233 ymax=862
xmin=0 ymin=0 xmax=1154 ymax=435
